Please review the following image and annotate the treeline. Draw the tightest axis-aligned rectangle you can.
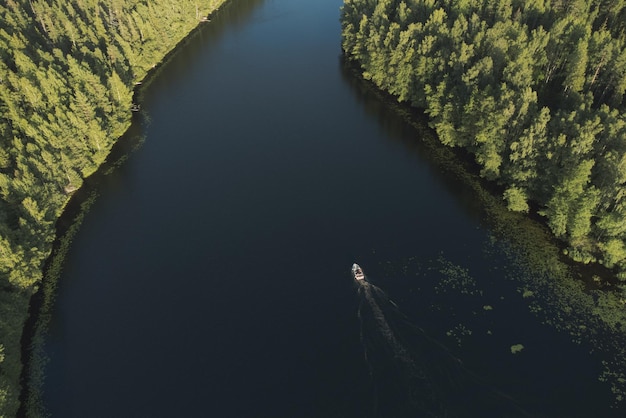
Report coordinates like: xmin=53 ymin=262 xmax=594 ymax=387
xmin=341 ymin=0 xmax=626 ymax=274
xmin=0 ymin=0 xmax=227 ymax=415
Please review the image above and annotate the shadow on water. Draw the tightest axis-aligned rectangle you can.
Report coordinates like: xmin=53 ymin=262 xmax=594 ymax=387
xmin=355 ymin=280 xmax=532 ymax=418
xmin=338 ymin=58 xmax=488 ymax=225
xmin=137 ymin=0 xmax=267 ymax=101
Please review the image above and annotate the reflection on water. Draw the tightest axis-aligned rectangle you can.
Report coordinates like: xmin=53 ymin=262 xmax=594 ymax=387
xmin=356 ymin=279 xmax=531 ymax=418
xmin=339 ymin=58 xmax=488 ymax=225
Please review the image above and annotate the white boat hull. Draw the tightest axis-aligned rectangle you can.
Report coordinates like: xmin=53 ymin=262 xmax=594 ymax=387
xmin=352 ymin=263 xmax=365 ymax=281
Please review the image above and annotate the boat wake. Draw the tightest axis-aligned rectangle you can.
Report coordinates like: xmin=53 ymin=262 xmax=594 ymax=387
xmin=357 ymin=281 xmax=445 ymax=417
xmin=356 ymin=280 xmax=531 ymax=418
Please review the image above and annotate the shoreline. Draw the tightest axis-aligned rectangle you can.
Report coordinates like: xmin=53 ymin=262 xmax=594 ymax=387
xmin=16 ymin=1 xmax=232 ymax=415
xmin=340 ymin=54 xmax=626 ymax=405
xmin=340 ymin=55 xmax=619 ymax=287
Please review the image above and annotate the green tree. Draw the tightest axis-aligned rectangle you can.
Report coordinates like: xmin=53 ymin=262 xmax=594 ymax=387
xmin=341 ymin=0 xmax=626 ymax=272
xmin=503 ymin=186 xmax=530 ymax=212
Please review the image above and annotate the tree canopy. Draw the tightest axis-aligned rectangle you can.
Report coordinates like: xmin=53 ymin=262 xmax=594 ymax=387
xmin=342 ymin=0 xmax=626 ymax=274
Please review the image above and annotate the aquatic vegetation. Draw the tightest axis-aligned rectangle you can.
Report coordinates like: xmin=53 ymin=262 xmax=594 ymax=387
xmin=446 ymin=324 xmax=473 ymax=348
xmin=510 ymin=344 xmax=525 ymax=355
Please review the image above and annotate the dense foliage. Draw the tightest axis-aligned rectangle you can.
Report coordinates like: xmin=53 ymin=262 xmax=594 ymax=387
xmin=341 ymin=0 xmax=626 ymax=274
xmin=0 ymin=0 xmax=226 ymax=415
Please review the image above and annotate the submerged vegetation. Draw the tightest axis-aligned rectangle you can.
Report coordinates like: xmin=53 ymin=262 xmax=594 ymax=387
xmin=341 ymin=0 xmax=626 ymax=275
xmin=0 ymin=0 xmax=228 ymax=415
xmin=341 ymin=0 xmax=626 ymax=406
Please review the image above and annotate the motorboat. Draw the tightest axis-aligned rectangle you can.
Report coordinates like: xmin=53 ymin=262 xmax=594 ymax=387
xmin=352 ymin=263 xmax=365 ymax=281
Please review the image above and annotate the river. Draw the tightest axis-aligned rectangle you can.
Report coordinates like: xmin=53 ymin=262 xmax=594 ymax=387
xmin=38 ymin=0 xmax=623 ymax=416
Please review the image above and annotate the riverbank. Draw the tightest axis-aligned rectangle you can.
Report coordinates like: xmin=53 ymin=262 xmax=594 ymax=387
xmin=0 ymin=1 xmax=231 ymax=416
xmin=340 ymin=56 xmax=626 ymax=407
xmin=340 ymin=0 xmax=626 ymax=279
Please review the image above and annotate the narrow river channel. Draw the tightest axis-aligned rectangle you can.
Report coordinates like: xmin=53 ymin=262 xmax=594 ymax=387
xmin=38 ymin=0 xmax=622 ymax=416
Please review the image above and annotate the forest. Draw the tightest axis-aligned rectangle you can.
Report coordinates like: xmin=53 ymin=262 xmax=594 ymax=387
xmin=341 ymin=0 xmax=626 ymax=275
xmin=0 ymin=0 xmax=227 ymax=415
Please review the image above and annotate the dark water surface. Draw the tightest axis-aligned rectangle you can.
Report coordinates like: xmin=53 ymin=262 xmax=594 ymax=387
xmin=41 ymin=0 xmax=620 ymax=416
